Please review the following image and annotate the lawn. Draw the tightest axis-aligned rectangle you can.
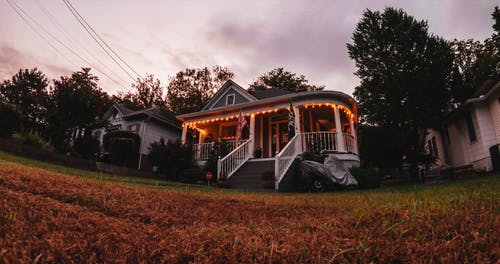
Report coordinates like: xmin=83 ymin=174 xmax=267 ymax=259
xmin=0 ymin=151 xmax=498 ymax=263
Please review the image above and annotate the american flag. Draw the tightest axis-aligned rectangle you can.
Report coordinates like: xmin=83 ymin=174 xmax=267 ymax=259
xmin=237 ymin=111 xmax=247 ymax=139
xmin=288 ymin=100 xmax=295 ymax=140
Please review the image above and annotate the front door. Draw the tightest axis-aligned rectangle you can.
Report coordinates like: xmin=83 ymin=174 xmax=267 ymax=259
xmin=270 ymin=121 xmax=289 ymax=157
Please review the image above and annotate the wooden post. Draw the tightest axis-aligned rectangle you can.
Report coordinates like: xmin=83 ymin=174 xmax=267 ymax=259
xmin=249 ymin=114 xmax=256 ymax=157
xmin=334 ymin=106 xmax=345 ymax=152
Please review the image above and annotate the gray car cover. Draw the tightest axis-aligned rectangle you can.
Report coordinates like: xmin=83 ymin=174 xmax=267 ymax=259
xmin=301 ymin=155 xmax=358 ymax=186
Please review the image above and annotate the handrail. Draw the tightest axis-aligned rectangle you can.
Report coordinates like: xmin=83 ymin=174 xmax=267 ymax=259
xmin=193 ymin=140 xmax=245 ymax=161
xmin=274 ymin=134 xmax=302 ymax=190
xmin=217 ymin=139 xmax=252 ymax=180
xmin=301 ymin=131 xmax=337 ymax=153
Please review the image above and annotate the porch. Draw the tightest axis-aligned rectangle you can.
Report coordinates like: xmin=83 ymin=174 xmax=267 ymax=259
xmin=188 ymin=104 xmax=358 ymax=162
xmin=181 ymin=104 xmax=358 ymax=190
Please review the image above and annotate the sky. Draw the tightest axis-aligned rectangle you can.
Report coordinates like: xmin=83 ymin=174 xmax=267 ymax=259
xmin=0 ymin=0 xmax=497 ymax=96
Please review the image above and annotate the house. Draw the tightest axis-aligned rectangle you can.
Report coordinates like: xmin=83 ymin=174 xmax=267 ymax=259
xmin=93 ymin=104 xmax=182 ymax=170
xmin=425 ymin=80 xmax=500 ymax=173
xmin=176 ymin=80 xmax=359 ymax=190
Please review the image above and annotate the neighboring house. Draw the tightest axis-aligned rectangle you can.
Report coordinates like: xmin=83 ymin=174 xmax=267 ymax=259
xmin=426 ymin=80 xmax=500 ymax=172
xmin=177 ymin=80 xmax=359 ymax=190
xmin=93 ymin=104 xmax=182 ymax=170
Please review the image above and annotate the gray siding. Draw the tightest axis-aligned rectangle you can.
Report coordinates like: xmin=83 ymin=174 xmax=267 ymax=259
xmin=211 ymin=86 xmax=251 ymax=109
xmin=140 ymin=121 xmax=181 ymax=154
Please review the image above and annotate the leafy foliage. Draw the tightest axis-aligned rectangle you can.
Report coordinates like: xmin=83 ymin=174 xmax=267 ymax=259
xmin=103 ymin=130 xmax=140 ymax=167
xmin=0 ymin=101 xmax=22 ymax=137
xmin=72 ymin=133 xmax=101 ymax=160
xmin=46 ymin=68 xmax=111 ymax=152
xmin=147 ymin=138 xmax=193 ymax=180
xmin=114 ymin=74 xmax=165 ymax=110
xmin=248 ymin=67 xmax=324 ymax=94
xmin=347 ymin=7 xmax=457 ymax=156
xmin=166 ymin=66 xmax=234 ymax=114
xmin=0 ymin=68 xmax=49 ymax=132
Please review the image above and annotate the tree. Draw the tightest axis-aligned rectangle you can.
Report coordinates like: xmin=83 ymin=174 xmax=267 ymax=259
xmin=0 ymin=101 xmax=22 ymax=137
xmin=347 ymin=7 xmax=456 ymax=159
xmin=114 ymin=74 xmax=165 ymax=110
xmin=166 ymin=66 xmax=234 ymax=114
xmin=450 ymin=7 xmax=500 ymax=105
xmin=46 ymin=68 xmax=111 ymax=151
xmin=248 ymin=67 xmax=324 ymax=94
xmin=0 ymin=68 xmax=49 ymax=132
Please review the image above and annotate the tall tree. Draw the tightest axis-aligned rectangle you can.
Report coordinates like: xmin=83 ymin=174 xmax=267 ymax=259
xmin=46 ymin=68 xmax=110 ymax=151
xmin=0 ymin=68 xmax=49 ymax=132
xmin=248 ymin=67 xmax=324 ymax=94
xmin=166 ymin=66 xmax=234 ymax=114
xmin=347 ymin=7 xmax=456 ymax=158
xmin=450 ymin=7 xmax=500 ymax=105
xmin=114 ymin=74 xmax=165 ymax=110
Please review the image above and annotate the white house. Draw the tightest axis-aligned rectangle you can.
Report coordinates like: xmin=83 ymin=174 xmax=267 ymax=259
xmin=176 ymin=80 xmax=359 ymax=190
xmin=93 ymin=104 xmax=182 ymax=170
xmin=426 ymin=80 xmax=500 ymax=172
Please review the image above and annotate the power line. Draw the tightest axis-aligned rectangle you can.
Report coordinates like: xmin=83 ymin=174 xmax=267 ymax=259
xmin=5 ymin=0 xmax=79 ymax=69
xmin=8 ymin=0 xmax=128 ymax=91
xmin=62 ymin=0 xmax=141 ymax=83
xmin=36 ymin=0 xmax=131 ymax=87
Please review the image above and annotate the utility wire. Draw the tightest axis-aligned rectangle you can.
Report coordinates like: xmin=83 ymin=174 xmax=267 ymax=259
xmin=62 ymin=0 xmax=141 ymax=82
xmin=5 ymin=0 xmax=79 ymax=69
xmin=36 ymin=0 xmax=131 ymax=87
xmin=8 ymin=0 xmax=128 ymax=90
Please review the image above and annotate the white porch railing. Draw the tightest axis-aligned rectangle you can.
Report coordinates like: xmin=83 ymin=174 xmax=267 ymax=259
xmin=217 ymin=139 xmax=252 ymax=180
xmin=343 ymin=133 xmax=356 ymax=154
xmin=193 ymin=142 xmax=214 ymax=161
xmin=274 ymin=134 xmax=302 ymax=190
xmin=193 ymin=140 xmax=244 ymax=161
xmin=301 ymin=131 xmax=338 ymax=152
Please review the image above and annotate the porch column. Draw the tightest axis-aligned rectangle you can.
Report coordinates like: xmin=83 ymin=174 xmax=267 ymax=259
xmin=181 ymin=124 xmax=187 ymax=144
xmin=334 ymin=106 xmax=345 ymax=152
xmin=349 ymin=116 xmax=358 ymax=154
xmin=294 ymin=106 xmax=301 ymax=136
xmin=249 ymin=114 xmax=256 ymax=157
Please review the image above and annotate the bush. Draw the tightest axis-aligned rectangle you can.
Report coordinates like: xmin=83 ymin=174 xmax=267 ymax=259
xmin=0 ymin=101 xmax=22 ymax=138
xmin=148 ymin=138 xmax=193 ymax=180
xmin=203 ymin=141 xmax=231 ymax=178
xmin=73 ymin=133 xmax=101 ymax=159
xmin=103 ymin=131 xmax=140 ymax=167
xmin=23 ymin=130 xmax=45 ymax=147
xmin=350 ymin=167 xmax=382 ymax=189
xmin=180 ymin=166 xmax=203 ymax=183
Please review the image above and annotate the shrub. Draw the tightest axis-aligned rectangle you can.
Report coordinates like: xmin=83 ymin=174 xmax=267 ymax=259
xmin=22 ymin=130 xmax=45 ymax=147
xmin=203 ymin=141 xmax=231 ymax=178
xmin=103 ymin=131 xmax=140 ymax=167
xmin=180 ymin=166 xmax=203 ymax=183
xmin=350 ymin=167 xmax=382 ymax=189
xmin=0 ymin=101 xmax=22 ymax=138
xmin=148 ymin=138 xmax=193 ymax=180
xmin=73 ymin=133 xmax=101 ymax=159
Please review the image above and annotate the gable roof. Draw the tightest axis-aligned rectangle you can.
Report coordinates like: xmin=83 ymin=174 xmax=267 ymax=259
xmin=103 ymin=103 xmax=134 ymax=119
xmin=124 ymin=107 xmax=181 ymax=130
xmin=201 ymin=80 xmax=257 ymax=111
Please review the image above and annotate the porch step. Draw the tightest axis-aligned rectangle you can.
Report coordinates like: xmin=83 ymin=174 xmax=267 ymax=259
xmin=227 ymin=159 xmax=275 ymax=190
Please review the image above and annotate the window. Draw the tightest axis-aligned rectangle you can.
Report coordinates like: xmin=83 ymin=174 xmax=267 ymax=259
xmin=226 ymin=94 xmax=235 ymax=105
xmin=465 ymin=110 xmax=476 ymax=142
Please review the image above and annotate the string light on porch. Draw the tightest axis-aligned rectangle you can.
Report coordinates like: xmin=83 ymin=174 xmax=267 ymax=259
xmin=183 ymin=102 xmax=357 ymax=128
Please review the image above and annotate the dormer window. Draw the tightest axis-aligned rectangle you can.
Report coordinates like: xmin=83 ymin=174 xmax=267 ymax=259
xmin=226 ymin=93 xmax=235 ymax=105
